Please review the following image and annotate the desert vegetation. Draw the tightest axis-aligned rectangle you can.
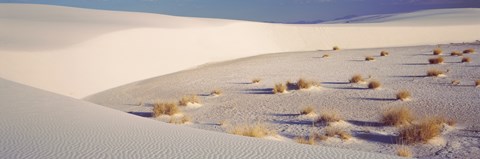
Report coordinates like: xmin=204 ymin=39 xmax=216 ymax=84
xmin=273 ymin=83 xmax=287 ymax=94
xmin=451 ymin=51 xmax=463 ymax=56
xmin=433 ymin=48 xmax=442 ymax=55
xmin=153 ymin=102 xmax=180 ymax=117
xmin=461 ymin=57 xmax=471 ymax=63
xmin=349 ymin=74 xmax=365 ymax=84
xmin=426 ymin=69 xmax=445 ymax=77
xmin=300 ymin=106 xmax=316 ymax=115
xmin=428 ymin=56 xmax=444 ymax=64
xmin=397 ymin=117 xmax=443 ymax=144
xmin=316 ymin=111 xmax=342 ymax=124
xmin=297 ymin=78 xmax=320 ymax=89
xmin=476 ymin=80 xmax=480 ymax=87
xmin=325 ymin=127 xmax=351 ymax=141
xmin=396 ymin=90 xmax=411 ymax=101
xmin=451 ymin=80 xmax=460 ymax=85
xmin=169 ymin=115 xmax=191 ymax=124
xmin=228 ymin=123 xmax=276 ymax=138
xmin=365 ymin=56 xmax=375 ymax=61
xmin=322 ymin=54 xmax=330 ymax=58
xmin=295 ymin=133 xmax=316 ymax=145
xmin=179 ymin=95 xmax=201 ymax=106
xmin=368 ymin=80 xmax=382 ymax=89
xmin=252 ymin=78 xmax=261 ymax=84
xmin=463 ymin=48 xmax=475 ymax=54
xmin=333 ymin=46 xmax=340 ymax=51
xmin=381 ymin=106 xmax=414 ymax=126
xmin=211 ymin=89 xmax=222 ymax=96
xmin=396 ymin=146 xmax=412 ymax=157
xmin=380 ymin=51 xmax=389 ymax=56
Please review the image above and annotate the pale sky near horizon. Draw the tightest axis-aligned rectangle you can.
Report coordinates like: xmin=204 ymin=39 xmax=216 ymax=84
xmin=2 ymin=0 xmax=480 ymax=22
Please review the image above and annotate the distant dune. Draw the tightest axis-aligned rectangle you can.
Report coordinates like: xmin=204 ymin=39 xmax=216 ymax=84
xmin=0 ymin=4 xmax=479 ymax=98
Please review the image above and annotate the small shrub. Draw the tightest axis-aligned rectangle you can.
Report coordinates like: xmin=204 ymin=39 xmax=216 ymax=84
xmin=398 ymin=117 xmax=442 ymax=144
xmin=380 ymin=51 xmax=389 ymax=56
xmin=426 ymin=69 xmax=444 ymax=77
xmin=317 ymin=111 xmax=342 ymax=123
xmin=300 ymin=106 xmax=316 ymax=115
xmin=450 ymin=51 xmax=463 ymax=56
xmin=463 ymin=48 xmax=475 ymax=54
xmin=295 ymin=134 xmax=316 ymax=145
xmin=368 ymin=80 xmax=382 ymax=89
xmin=428 ymin=57 xmax=444 ymax=64
xmin=153 ymin=102 xmax=180 ymax=117
xmin=476 ymin=80 xmax=480 ymax=87
xmin=365 ymin=56 xmax=375 ymax=61
xmin=325 ymin=127 xmax=351 ymax=141
xmin=349 ymin=74 xmax=364 ymax=84
xmin=433 ymin=48 xmax=442 ymax=55
xmin=397 ymin=146 xmax=413 ymax=157
xmin=396 ymin=90 xmax=411 ymax=101
xmin=211 ymin=89 xmax=222 ymax=96
xmin=273 ymin=83 xmax=287 ymax=94
xmin=451 ymin=80 xmax=460 ymax=85
xmin=333 ymin=46 xmax=340 ymax=51
xmin=179 ymin=95 xmax=201 ymax=106
xmin=461 ymin=57 xmax=471 ymax=63
xmin=381 ymin=106 xmax=414 ymax=126
xmin=317 ymin=134 xmax=328 ymax=141
xmin=252 ymin=78 xmax=261 ymax=84
xmin=169 ymin=115 xmax=191 ymax=124
xmin=322 ymin=54 xmax=330 ymax=58
xmin=297 ymin=78 xmax=319 ymax=89
xmin=228 ymin=123 xmax=276 ymax=138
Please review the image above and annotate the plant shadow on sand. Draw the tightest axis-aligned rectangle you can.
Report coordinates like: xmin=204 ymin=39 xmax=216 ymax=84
xmin=347 ymin=120 xmax=384 ymax=127
xmin=321 ymin=81 xmax=350 ymax=85
xmin=270 ymin=119 xmax=314 ymax=126
xmin=242 ymin=88 xmax=273 ymax=94
xmin=228 ymin=82 xmax=252 ymax=85
xmin=351 ymin=97 xmax=397 ymax=101
xmin=353 ymin=130 xmax=397 ymax=144
xmin=128 ymin=112 xmax=153 ymax=117
xmin=267 ymin=113 xmax=299 ymax=117
xmin=390 ymin=75 xmax=427 ymax=78
xmin=401 ymin=63 xmax=429 ymax=66
xmin=332 ymin=87 xmax=368 ymax=90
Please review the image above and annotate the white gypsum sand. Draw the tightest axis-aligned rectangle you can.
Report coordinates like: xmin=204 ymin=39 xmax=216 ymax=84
xmin=0 ymin=78 xmax=395 ymax=159
xmin=0 ymin=4 xmax=479 ymax=98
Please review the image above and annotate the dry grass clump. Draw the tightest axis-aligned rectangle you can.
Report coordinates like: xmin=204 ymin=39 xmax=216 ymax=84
xmin=316 ymin=111 xmax=342 ymax=124
xmin=463 ymin=48 xmax=475 ymax=54
xmin=300 ymin=106 xmax=316 ymax=115
xmin=381 ymin=106 xmax=414 ymax=126
xmin=428 ymin=116 xmax=456 ymax=126
xmin=252 ymin=78 xmax=261 ymax=84
xmin=450 ymin=51 xmax=463 ymax=56
xmin=476 ymin=80 xmax=480 ymax=87
xmin=295 ymin=134 xmax=316 ymax=145
xmin=396 ymin=90 xmax=411 ymax=101
xmin=228 ymin=123 xmax=276 ymax=138
xmin=398 ymin=117 xmax=442 ymax=144
xmin=349 ymin=74 xmax=364 ymax=84
xmin=273 ymin=83 xmax=287 ymax=94
xmin=322 ymin=54 xmax=330 ymax=58
xmin=451 ymin=80 xmax=460 ymax=85
xmin=428 ymin=56 xmax=444 ymax=64
xmin=368 ymin=80 xmax=382 ymax=89
xmin=169 ymin=115 xmax=191 ymax=124
xmin=211 ymin=89 xmax=222 ymax=96
xmin=297 ymin=78 xmax=319 ymax=89
xmin=153 ymin=102 xmax=180 ymax=117
xmin=426 ymin=69 xmax=444 ymax=77
xmin=325 ymin=127 xmax=351 ymax=141
xmin=365 ymin=56 xmax=375 ymax=61
xmin=179 ymin=95 xmax=201 ymax=106
xmin=380 ymin=51 xmax=389 ymax=56
xmin=461 ymin=57 xmax=471 ymax=63
xmin=333 ymin=46 xmax=340 ymax=51
xmin=397 ymin=146 xmax=413 ymax=157
xmin=433 ymin=48 xmax=442 ymax=55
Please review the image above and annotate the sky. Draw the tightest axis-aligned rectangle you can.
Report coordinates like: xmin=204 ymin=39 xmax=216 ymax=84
xmin=2 ymin=0 xmax=480 ymax=22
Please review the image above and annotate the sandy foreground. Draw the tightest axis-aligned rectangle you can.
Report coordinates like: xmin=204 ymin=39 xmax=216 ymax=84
xmin=1 ymin=3 xmax=480 ymax=159
xmin=0 ymin=4 xmax=479 ymax=98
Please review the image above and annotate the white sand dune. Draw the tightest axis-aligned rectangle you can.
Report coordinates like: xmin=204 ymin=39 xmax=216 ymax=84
xmin=0 ymin=78 xmax=395 ymax=158
xmin=1 ymin=4 xmax=479 ymax=98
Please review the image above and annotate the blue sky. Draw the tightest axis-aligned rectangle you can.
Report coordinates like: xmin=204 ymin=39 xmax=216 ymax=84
xmin=2 ymin=0 xmax=480 ymax=22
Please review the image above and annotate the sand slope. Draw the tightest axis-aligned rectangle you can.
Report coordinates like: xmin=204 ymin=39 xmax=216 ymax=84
xmin=1 ymin=4 xmax=479 ymax=98
xmin=0 ymin=78 xmax=396 ymax=158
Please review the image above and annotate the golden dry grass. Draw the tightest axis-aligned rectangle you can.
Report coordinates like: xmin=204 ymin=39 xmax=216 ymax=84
xmin=316 ymin=111 xmax=342 ymax=123
xmin=368 ymin=80 xmax=382 ymax=89
xmin=381 ymin=106 xmax=414 ymax=126
xmin=380 ymin=51 xmax=389 ymax=56
xmin=428 ymin=116 xmax=456 ymax=126
xmin=211 ymin=89 xmax=222 ymax=96
xmin=450 ymin=51 xmax=463 ymax=56
xmin=153 ymin=102 xmax=180 ymax=117
xmin=252 ymin=78 xmax=261 ymax=84
xmin=462 ymin=57 xmax=472 ymax=63
xmin=349 ymin=74 xmax=364 ymax=84
xmin=397 ymin=146 xmax=413 ymax=157
xmin=396 ymin=90 xmax=411 ymax=101
xmin=325 ymin=127 xmax=351 ymax=141
xmin=179 ymin=95 xmax=201 ymax=106
xmin=322 ymin=54 xmax=330 ymax=58
xmin=426 ymin=69 xmax=444 ymax=77
xmin=273 ymin=83 xmax=287 ymax=94
xmin=451 ymin=80 xmax=460 ymax=85
xmin=463 ymin=48 xmax=475 ymax=54
xmin=365 ymin=56 xmax=375 ymax=61
xmin=317 ymin=134 xmax=328 ymax=141
xmin=169 ymin=115 xmax=191 ymax=124
xmin=295 ymin=134 xmax=316 ymax=145
xmin=433 ymin=48 xmax=442 ymax=55
xmin=428 ymin=56 xmax=444 ymax=64
xmin=297 ymin=78 xmax=319 ymax=89
xmin=300 ymin=106 xmax=316 ymax=115
xmin=228 ymin=123 xmax=276 ymax=138
xmin=476 ymin=80 xmax=480 ymax=87
xmin=333 ymin=46 xmax=340 ymax=50
xmin=398 ymin=117 xmax=442 ymax=144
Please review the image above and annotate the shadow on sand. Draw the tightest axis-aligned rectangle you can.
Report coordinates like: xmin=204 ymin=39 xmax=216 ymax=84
xmin=128 ymin=112 xmax=153 ymax=117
